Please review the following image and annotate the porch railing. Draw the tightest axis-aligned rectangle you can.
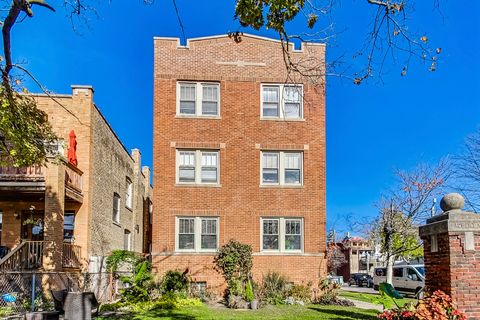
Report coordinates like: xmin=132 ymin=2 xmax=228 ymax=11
xmin=62 ymin=243 xmax=82 ymax=269
xmin=0 ymin=166 xmax=44 ymax=181
xmin=0 ymin=241 xmax=45 ymax=271
xmin=65 ymin=163 xmax=83 ymax=193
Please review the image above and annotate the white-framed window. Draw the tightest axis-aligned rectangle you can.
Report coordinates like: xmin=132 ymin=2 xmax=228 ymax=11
xmin=261 ymin=151 xmax=303 ymax=186
xmin=176 ymin=217 xmax=219 ymax=252
xmin=177 ymin=150 xmax=219 ymax=185
xmin=177 ymin=82 xmax=220 ymax=117
xmin=112 ymin=193 xmax=121 ymax=223
xmin=125 ymin=177 xmax=133 ymax=209
xmin=261 ymin=84 xmax=303 ymax=119
xmin=261 ymin=217 xmax=303 ymax=253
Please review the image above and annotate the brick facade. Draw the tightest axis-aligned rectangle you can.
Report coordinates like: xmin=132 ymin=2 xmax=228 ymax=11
xmin=152 ymin=34 xmax=327 ymax=292
xmin=420 ymin=195 xmax=480 ymax=319
xmin=0 ymin=85 xmax=152 ymax=271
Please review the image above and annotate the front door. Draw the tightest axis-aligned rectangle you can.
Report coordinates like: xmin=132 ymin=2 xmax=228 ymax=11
xmin=21 ymin=210 xmax=44 ymax=241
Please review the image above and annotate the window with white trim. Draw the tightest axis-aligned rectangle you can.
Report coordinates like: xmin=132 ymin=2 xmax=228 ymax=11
xmin=261 ymin=218 xmax=303 ymax=252
xmin=176 ymin=217 xmax=219 ymax=252
xmin=177 ymin=82 xmax=220 ymax=116
xmin=112 ymin=193 xmax=120 ymax=223
xmin=261 ymin=151 xmax=302 ymax=186
xmin=261 ymin=84 xmax=303 ymax=119
xmin=177 ymin=150 xmax=219 ymax=185
xmin=125 ymin=177 xmax=133 ymax=209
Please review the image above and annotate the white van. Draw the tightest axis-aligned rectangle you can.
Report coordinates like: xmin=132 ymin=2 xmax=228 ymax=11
xmin=373 ymin=265 xmax=425 ymax=298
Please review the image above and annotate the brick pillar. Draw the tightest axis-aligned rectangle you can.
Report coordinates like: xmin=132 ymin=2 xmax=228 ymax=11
xmin=419 ymin=193 xmax=480 ymax=319
xmin=43 ymin=161 xmax=66 ymax=271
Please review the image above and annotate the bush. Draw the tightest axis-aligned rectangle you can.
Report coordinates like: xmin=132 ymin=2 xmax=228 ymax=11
xmin=377 ymin=290 xmax=467 ymax=320
xmin=288 ymin=283 xmax=312 ymax=303
xmin=312 ymin=278 xmax=353 ymax=306
xmin=259 ymin=271 xmax=290 ymax=305
xmin=119 ymin=260 xmax=155 ymax=303
xmin=245 ymin=280 xmax=254 ymax=302
xmin=160 ymin=270 xmax=189 ymax=294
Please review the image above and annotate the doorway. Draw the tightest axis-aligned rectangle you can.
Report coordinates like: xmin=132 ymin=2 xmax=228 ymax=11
xmin=21 ymin=210 xmax=44 ymax=241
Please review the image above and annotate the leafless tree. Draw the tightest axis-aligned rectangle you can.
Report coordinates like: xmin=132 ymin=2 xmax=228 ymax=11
xmin=369 ymin=159 xmax=451 ymax=284
xmin=452 ymin=129 xmax=480 ymax=213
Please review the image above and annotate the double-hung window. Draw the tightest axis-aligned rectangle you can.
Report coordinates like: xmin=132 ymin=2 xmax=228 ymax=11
xmin=125 ymin=178 xmax=133 ymax=209
xmin=177 ymin=82 xmax=220 ymax=117
xmin=261 ymin=217 xmax=303 ymax=253
xmin=261 ymin=151 xmax=303 ymax=186
xmin=112 ymin=193 xmax=120 ymax=223
xmin=176 ymin=217 xmax=219 ymax=252
xmin=261 ymin=84 xmax=303 ymax=119
xmin=177 ymin=150 xmax=219 ymax=185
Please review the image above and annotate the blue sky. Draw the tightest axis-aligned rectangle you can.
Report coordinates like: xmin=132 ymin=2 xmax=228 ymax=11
xmin=10 ymin=0 xmax=480 ymax=234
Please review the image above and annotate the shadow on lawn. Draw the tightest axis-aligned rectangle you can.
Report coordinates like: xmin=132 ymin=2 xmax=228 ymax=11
xmin=99 ymin=310 xmax=197 ymax=320
xmin=308 ymin=306 xmax=378 ymax=320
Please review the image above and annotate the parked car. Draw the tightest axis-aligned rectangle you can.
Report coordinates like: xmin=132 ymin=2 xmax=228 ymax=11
xmin=348 ymin=273 xmax=372 ymax=287
xmin=373 ymin=265 xmax=425 ymax=298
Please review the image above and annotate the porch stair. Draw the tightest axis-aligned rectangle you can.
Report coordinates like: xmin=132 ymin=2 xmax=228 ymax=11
xmin=0 ymin=241 xmax=46 ymax=271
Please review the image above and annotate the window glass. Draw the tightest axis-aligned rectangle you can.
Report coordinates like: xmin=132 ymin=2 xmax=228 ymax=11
xmin=64 ymin=211 xmax=75 ymax=242
xmin=284 ymin=153 xmax=301 ymax=184
xmin=285 ymin=219 xmax=301 ymax=250
xmin=179 ymin=84 xmax=196 ymax=114
xmin=262 ymin=219 xmax=279 ymax=250
xmin=179 ymin=151 xmax=196 ymax=182
xmin=284 ymin=86 xmax=301 ymax=118
xmin=124 ymin=229 xmax=131 ymax=251
xmin=262 ymin=153 xmax=279 ymax=183
xmin=262 ymin=86 xmax=279 ymax=117
xmin=178 ymin=218 xmax=195 ymax=249
xmin=201 ymin=219 xmax=217 ymax=249
xmin=113 ymin=194 xmax=120 ymax=223
xmin=407 ymin=268 xmax=420 ymax=281
xmin=201 ymin=152 xmax=218 ymax=183
xmin=202 ymin=85 xmax=218 ymax=115
xmin=126 ymin=178 xmax=133 ymax=209
xmin=393 ymin=268 xmax=404 ymax=278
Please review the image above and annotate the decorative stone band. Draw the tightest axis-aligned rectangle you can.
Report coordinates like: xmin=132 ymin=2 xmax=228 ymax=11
xmin=419 ymin=211 xmax=480 ymax=237
xmin=171 ymin=141 xmax=226 ymax=149
xmin=255 ymin=143 xmax=309 ymax=151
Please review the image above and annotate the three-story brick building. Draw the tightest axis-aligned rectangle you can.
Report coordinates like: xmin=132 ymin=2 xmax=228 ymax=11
xmin=152 ymin=34 xmax=326 ymax=292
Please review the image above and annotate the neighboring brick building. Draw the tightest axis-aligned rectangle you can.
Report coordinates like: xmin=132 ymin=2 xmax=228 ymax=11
xmin=0 ymin=85 xmax=152 ymax=272
xmin=152 ymin=34 xmax=326 ymax=292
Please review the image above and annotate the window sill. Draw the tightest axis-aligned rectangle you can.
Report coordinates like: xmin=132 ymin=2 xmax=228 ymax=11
xmin=254 ymin=251 xmax=304 ymax=256
xmin=173 ymin=251 xmax=218 ymax=255
xmin=175 ymin=115 xmax=221 ymax=120
xmin=259 ymin=185 xmax=304 ymax=189
xmin=112 ymin=221 xmax=122 ymax=227
xmin=260 ymin=118 xmax=305 ymax=122
xmin=175 ymin=183 xmax=222 ymax=188
xmin=125 ymin=206 xmax=133 ymax=212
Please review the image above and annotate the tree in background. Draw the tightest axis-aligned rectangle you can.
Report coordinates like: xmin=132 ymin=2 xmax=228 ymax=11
xmin=453 ymin=128 xmax=480 ymax=212
xmin=370 ymin=160 xmax=450 ymax=284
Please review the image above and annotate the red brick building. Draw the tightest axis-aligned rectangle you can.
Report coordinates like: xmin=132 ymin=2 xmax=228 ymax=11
xmin=152 ymin=34 xmax=327 ymax=291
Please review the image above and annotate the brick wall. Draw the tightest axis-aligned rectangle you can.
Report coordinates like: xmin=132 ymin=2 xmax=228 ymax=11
xmin=152 ymin=34 xmax=326 ymax=291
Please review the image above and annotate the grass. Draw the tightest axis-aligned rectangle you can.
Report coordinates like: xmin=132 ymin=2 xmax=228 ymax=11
xmin=339 ymin=290 xmax=417 ymax=309
xmin=99 ymin=304 xmax=380 ymax=319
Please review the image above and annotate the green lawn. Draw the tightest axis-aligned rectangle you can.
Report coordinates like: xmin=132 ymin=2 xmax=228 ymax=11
xmin=99 ymin=304 xmax=379 ymax=320
xmin=339 ymin=290 xmax=417 ymax=309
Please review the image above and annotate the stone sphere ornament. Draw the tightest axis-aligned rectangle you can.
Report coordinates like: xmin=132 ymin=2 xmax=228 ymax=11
xmin=440 ymin=193 xmax=465 ymax=212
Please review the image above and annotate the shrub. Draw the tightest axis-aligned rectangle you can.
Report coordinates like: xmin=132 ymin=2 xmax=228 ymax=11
xmin=119 ymin=260 xmax=155 ymax=303
xmin=313 ymin=278 xmax=353 ymax=306
xmin=288 ymin=283 xmax=312 ymax=303
xmin=259 ymin=271 xmax=289 ymax=305
xmin=245 ymin=280 xmax=254 ymax=302
xmin=160 ymin=270 xmax=189 ymax=294
xmin=214 ymin=240 xmax=253 ymax=286
xmin=377 ymin=290 xmax=467 ymax=320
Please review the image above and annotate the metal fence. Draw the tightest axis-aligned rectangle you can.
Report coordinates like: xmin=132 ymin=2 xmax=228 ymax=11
xmin=0 ymin=271 xmax=125 ymax=317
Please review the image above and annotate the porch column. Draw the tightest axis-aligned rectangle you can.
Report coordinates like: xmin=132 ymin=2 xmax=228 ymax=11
xmin=419 ymin=193 xmax=480 ymax=319
xmin=43 ymin=160 xmax=65 ymax=271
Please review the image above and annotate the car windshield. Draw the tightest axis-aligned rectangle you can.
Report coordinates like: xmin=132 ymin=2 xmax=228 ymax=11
xmin=416 ymin=266 xmax=425 ymax=276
